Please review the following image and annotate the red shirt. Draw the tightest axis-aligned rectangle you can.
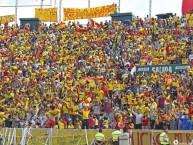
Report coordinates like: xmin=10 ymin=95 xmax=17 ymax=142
xmin=142 ymin=117 xmax=148 ymax=126
xmin=166 ymin=44 xmax=171 ymax=53
xmin=189 ymin=105 xmax=193 ymax=117
xmin=89 ymin=117 xmax=95 ymax=128
xmin=88 ymin=91 xmax=95 ymax=100
xmin=101 ymin=87 xmax=108 ymax=97
xmin=61 ymin=120 xmax=67 ymax=126
xmin=186 ymin=96 xmax=191 ymax=104
xmin=190 ymin=60 xmax=193 ymax=66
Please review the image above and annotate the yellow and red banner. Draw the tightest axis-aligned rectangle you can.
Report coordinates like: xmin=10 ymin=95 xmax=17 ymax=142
xmin=63 ymin=4 xmax=117 ymax=21
xmin=74 ymin=25 xmax=90 ymax=33
xmin=0 ymin=15 xmax=15 ymax=24
xmin=35 ymin=8 xmax=58 ymax=22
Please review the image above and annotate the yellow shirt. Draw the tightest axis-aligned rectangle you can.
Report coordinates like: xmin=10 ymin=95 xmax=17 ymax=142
xmin=62 ymin=104 xmax=69 ymax=114
xmin=72 ymin=105 xmax=79 ymax=115
xmin=96 ymin=89 xmax=104 ymax=101
xmin=127 ymin=94 xmax=132 ymax=104
xmin=82 ymin=109 xmax=90 ymax=119
xmin=107 ymin=82 xmax=114 ymax=91
xmin=58 ymin=121 xmax=65 ymax=129
xmin=68 ymin=124 xmax=74 ymax=129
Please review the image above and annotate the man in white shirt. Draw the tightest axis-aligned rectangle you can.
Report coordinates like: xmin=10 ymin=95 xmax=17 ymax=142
xmin=189 ymin=52 xmax=193 ymax=61
xmin=119 ymin=126 xmax=131 ymax=145
xmin=132 ymin=107 xmax=143 ymax=129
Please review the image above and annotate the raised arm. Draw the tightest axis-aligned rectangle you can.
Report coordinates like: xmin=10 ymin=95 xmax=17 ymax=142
xmin=132 ymin=108 xmax=137 ymax=116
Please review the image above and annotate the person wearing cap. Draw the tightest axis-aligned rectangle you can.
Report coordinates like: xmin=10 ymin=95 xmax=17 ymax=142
xmin=110 ymin=125 xmax=122 ymax=145
xmin=118 ymin=126 xmax=131 ymax=145
xmin=159 ymin=126 xmax=170 ymax=145
xmin=94 ymin=128 xmax=105 ymax=145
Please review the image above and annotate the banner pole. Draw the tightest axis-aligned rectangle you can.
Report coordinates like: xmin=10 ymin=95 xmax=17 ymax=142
xmin=88 ymin=0 xmax=90 ymax=8
xmin=41 ymin=0 xmax=43 ymax=9
xmin=50 ymin=0 xmax=52 ymax=7
xmin=149 ymin=0 xmax=152 ymax=18
xmin=118 ymin=0 xmax=120 ymax=13
xmin=15 ymin=0 xmax=18 ymax=24
xmin=88 ymin=0 xmax=91 ymax=24
xmin=59 ymin=0 xmax=62 ymax=22
xmin=54 ymin=0 xmax=56 ymax=7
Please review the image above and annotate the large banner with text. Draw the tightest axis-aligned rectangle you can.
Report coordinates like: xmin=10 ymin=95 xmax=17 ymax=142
xmin=35 ymin=8 xmax=58 ymax=22
xmin=136 ymin=64 xmax=190 ymax=74
xmin=0 ymin=15 xmax=15 ymax=24
xmin=0 ymin=129 xmax=193 ymax=145
xmin=63 ymin=4 xmax=117 ymax=21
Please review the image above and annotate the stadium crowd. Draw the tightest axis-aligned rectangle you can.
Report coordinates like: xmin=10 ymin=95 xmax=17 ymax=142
xmin=0 ymin=14 xmax=193 ymax=130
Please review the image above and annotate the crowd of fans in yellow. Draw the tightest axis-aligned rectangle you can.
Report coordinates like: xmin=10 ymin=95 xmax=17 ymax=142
xmin=0 ymin=14 xmax=193 ymax=130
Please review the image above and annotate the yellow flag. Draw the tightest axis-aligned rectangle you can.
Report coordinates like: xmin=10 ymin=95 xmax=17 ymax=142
xmin=35 ymin=8 xmax=58 ymax=22
xmin=0 ymin=15 xmax=15 ymax=24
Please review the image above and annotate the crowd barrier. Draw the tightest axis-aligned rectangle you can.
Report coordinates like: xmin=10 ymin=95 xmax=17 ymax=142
xmin=0 ymin=128 xmax=193 ymax=145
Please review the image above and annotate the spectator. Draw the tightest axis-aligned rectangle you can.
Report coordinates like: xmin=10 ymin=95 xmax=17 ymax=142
xmin=180 ymin=113 xmax=192 ymax=130
xmin=104 ymin=99 xmax=113 ymax=122
xmin=92 ymin=100 xmax=102 ymax=121
xmin=89 ymin=114 xmax=95 ymax=129
xmin=4 ymin=115 xmax=12 ymax=128
xmin=169 ymin=116 xmax=177 ymax=130
xmin=111 ymin=118 xmax=118 ymax=129
xmin=81 ymin=106 xmax=90 ymax=129
xmin=132 ymin=108 xmax=143 ymax=129
xmin=150 ymin=107 xmax=156 ymax=129
xmin=142 ymin=112 xmax=149 ymax=130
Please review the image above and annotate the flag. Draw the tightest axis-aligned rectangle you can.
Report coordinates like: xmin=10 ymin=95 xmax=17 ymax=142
xmin=182 ymin=0 xmax=193 ymax=14
xmin=74 ymin=25 xmax=90 ymax=33
xmin=91 ymin=19 xmax=100 ymax=28
xmin=58 ymin=22 xmax=65 ymax=30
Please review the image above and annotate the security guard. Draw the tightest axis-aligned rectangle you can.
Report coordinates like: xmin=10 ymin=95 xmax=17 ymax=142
xmin=95 ymin=128 xmax=105 ymax=145
xmin=159 ymin=126 xmax=170 ymax=145
xmin=119 ymin=126 xmax=130 ymax=145
xmin=111 ymin=126 xmax=122 ymax=145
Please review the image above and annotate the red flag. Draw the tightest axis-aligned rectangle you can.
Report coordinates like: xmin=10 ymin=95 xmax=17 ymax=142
xmin=91 ymin=19 xmax=99 ymax=28
xmin=182 ymin=0 xmax=193 ymax=14
xmin=74 ymin=25 xmax=90 ymax=33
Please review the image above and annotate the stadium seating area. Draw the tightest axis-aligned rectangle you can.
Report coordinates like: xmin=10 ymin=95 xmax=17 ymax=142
xmin=0 ymin=15 xmax=193 ymax=130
